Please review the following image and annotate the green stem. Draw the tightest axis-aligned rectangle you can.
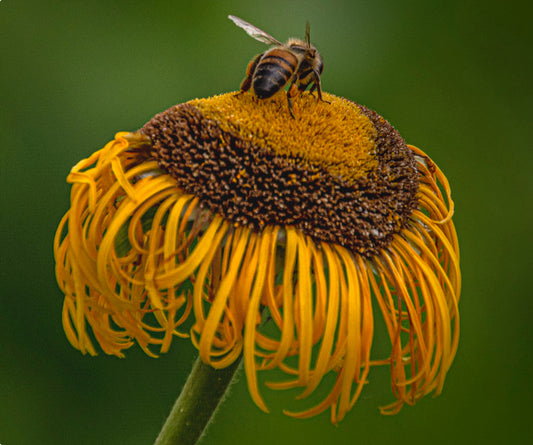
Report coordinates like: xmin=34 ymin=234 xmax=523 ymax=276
xmin=154 ymin=355 xmax=242 ymax=445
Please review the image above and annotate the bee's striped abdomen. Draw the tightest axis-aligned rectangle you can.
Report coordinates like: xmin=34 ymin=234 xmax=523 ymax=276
xmin=252 ymin=48 xmax=299 ymax=99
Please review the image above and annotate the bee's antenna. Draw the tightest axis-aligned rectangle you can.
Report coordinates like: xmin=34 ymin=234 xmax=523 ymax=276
xmin=305 ymin=21 xmax=311 ymax=47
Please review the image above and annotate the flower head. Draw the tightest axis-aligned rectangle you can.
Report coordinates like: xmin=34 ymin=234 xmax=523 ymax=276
xmin=54 ymin=92 xmax=460 ymax=422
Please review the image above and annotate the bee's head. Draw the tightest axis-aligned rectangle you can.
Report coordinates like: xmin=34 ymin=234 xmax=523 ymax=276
xmin=287 ymin=38 xmax=308 ymax=53
xmin=317 ymin=57 xmax=324 ymax=74
xmin=288 ymin=40 xmax=319 ymax=58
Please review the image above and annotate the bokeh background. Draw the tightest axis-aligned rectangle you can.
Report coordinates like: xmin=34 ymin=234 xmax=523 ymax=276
xmin=1 ymin=0 xmax=531 ymax=444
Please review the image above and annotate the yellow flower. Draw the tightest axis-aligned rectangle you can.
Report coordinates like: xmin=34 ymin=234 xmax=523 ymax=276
xmin=54 ymin=92 xmax=460 ymax=423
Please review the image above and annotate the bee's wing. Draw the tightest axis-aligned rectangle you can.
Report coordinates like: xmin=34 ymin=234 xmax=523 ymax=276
xmin=228 ymin=15 xmax=282 ymax=46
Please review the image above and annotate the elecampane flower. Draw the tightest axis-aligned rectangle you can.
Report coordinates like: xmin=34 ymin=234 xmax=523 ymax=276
xmin=54 ymin=93 xmax=460 ymax=423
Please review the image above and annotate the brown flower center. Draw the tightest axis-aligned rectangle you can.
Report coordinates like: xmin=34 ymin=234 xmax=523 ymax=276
xmin=139 ymin=93 xmax=419 ymax=257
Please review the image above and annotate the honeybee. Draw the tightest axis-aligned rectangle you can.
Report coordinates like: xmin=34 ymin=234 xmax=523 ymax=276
xmin=228 ymin=15 xmax=326 ymax=117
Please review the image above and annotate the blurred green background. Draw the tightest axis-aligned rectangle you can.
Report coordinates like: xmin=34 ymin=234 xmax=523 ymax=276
xmin=1 ymin=0 xmax=531 ymax=444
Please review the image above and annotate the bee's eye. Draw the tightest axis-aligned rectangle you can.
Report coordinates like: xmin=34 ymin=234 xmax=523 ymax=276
xmin=318 ymin=61 xmax=324 ymax=74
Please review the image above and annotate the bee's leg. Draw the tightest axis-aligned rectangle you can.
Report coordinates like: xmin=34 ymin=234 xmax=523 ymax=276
xmin=312 ymin=69 xmax=330 ymax=104
xmin=286 ymin=81 xmax=298 ymax=119
xmin=238 ymin=53 xmax=263 ymax=95
xmin=239 ymin=75 xmax=252 ymax=94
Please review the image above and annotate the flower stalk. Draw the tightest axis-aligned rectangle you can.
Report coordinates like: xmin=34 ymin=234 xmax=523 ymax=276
xmin=154 ymin=355 xmax=242 ymax=445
